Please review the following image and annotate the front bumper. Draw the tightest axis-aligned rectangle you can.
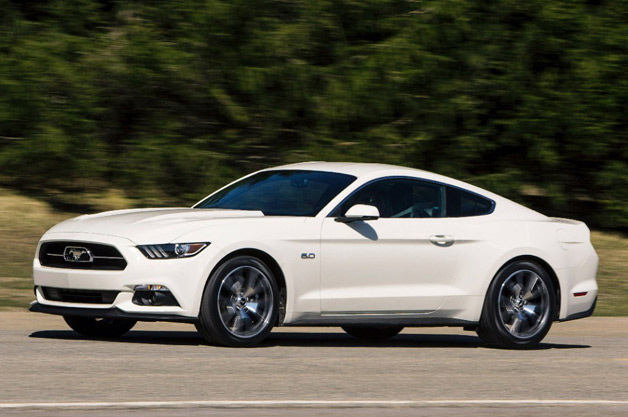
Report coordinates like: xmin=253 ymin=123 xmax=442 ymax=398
xmin=29 ymin=302 xmax=197 ymax=323
xmin=32 ymin=232 xmax=222 ymax=318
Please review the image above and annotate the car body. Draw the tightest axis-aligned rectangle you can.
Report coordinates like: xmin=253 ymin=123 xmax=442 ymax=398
xmin=31 ymin=162 xmax=598 ymax=347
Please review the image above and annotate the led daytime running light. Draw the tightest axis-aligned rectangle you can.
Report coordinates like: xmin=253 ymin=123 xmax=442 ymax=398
xmin=138 ymin=243 xmax=208 ymax=259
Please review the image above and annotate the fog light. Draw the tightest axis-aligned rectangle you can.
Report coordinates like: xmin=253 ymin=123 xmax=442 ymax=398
xmin=135 ymin=284 xmax=167 ymax=291
xmin=132 ymin=285 xmax=180 ymax=306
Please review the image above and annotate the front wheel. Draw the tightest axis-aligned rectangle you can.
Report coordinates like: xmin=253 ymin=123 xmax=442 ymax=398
xmin=63 ymin=316 xmax=136 ymax=338
xmin=477 ymin=261 xmax=556 ymax=349
xmin=197 ymin=256 xmax=279 ymax=347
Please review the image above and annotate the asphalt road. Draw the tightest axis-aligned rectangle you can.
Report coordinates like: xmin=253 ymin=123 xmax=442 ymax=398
xmin=1 ymin=313 xmax=627 ymax=417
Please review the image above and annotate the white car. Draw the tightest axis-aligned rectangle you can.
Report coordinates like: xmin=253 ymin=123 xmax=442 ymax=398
xmin=31 ymin=162 xmax=598 ymax=348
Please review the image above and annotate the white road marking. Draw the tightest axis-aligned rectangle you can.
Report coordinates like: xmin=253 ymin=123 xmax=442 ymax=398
xmin=1 ymin=400 xmax=628 ymax=409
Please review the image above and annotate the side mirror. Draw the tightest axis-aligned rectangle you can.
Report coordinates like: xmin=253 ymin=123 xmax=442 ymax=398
xmin=335 ymin=204 xmax=380 ymax=223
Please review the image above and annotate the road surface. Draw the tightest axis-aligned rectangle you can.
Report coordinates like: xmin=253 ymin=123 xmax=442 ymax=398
xmin=1 ymin=312 xmax=627 ymax=416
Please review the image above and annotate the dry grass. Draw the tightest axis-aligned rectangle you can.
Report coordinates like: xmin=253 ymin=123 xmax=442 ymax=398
xmin=0 ymin=188 xmax=77 ymax=277
xmin=0 ymin=187 xmax=626 ymax=315
xmin=0 ymin=188 xmax=78 ymax=309
xmin=0 ymin=277 xmax=35 ymax=310
xmin=590 ymin=231 xmax=628 ymax=316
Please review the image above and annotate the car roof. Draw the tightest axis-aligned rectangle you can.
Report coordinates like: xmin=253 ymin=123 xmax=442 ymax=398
xmin=267 ymin=161 xmax=477 ymax=191
xmin=268 ymin=161 xmax=432 ymax=178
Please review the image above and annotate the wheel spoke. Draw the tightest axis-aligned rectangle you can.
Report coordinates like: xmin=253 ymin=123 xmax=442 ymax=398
xmin=514 ymin=272 xmax=525 ymax=297
xmin=522 ymin=275 xmax=539 ymax=301
xmin=230 ymin=313 xmax=242 ymax=333
xmin=249 ymin=283 xmax=264 ymax=298
xmin=229 ymin=279 xmax=243 ymax=295
xmin=505 ymin=279 xmax=519 ymax=299
xmin=220 ymin=283 xmax=235 ymax=296
xmin=500 ymin=295 xmax=515 ymax=315
xmin=220 ymin=305 xmax=237 ymax=324
xmin=509 ymin=316 xmax=522 ymax=334
xmin=243 ymin=268 xmax=254 ymax=288
xmin=522 ymin=304 xmax=539 ymax=319
xmin=522 ymin=290 xmax=540 ymax=302
xmin=239 ymin=309 xmax=253 ymax=329
xmin=243 ymin=271 xmax=261 ymax=298
xmin=244 ymin=302 xmax=263 ymax=321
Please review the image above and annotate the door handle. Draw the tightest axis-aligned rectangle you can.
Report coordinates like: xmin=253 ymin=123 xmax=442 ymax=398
xmin=429 ymin=235 xmax=455 ymax=247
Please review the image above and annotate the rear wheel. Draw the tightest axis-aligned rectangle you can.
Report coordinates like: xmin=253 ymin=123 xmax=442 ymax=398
xmin=342 ymin=326 xmax=404 ymax=341
xmin=477 ymin=261 xmax=556 ymax=349
xmin=197 ymin=256 xmax=279 ymax=347
xmin=63 ymin=316 xmax=136 ymax=338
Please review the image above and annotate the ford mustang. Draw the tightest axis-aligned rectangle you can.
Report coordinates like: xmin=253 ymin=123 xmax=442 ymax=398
xmin=30 ymin=162 xmax=598 ymax=348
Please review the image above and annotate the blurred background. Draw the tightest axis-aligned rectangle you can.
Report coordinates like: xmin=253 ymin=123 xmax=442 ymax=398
xmin=0 ymin=0 xmax=626 ymax=312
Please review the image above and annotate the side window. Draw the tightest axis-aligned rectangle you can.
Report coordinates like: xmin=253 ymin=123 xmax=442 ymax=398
xmin=337 ymin=179 xmax=444 ymax=218
xmin=445 ymin=187 xmax=493 ymax=217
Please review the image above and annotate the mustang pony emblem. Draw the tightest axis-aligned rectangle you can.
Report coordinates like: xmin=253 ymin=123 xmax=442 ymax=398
xmin=63 ymin=246 xmax=93 ymax=263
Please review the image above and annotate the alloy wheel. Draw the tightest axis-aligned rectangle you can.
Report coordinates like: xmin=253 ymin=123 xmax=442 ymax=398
xmin=216 ymin=265 xmax=274 ymax=339
xmin=497 ymin=269 xmax=551 ymax=339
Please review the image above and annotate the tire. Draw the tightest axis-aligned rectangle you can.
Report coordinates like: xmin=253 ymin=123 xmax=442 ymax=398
xmin=63 ymin=316 xmax=136 ymax=338
xmin=197 ymin=256 xmax=279 ymax=347
xmin=477 ymin=261 xmax=556 ymax=349
xmin=342 ymin=326 xmax=404 ymax=341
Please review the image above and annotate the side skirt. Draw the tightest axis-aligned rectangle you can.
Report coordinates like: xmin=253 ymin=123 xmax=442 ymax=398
xmin=284 ymin=312 xmax=478 ymax=328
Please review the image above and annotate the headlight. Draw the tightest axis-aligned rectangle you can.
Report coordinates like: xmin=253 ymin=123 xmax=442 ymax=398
xmin=137 ymin=243 xmax=209 ymax=259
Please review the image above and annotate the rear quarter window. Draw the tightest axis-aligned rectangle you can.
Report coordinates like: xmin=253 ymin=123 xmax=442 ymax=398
xmin=446 ymin=187 xmax=494 ymax=217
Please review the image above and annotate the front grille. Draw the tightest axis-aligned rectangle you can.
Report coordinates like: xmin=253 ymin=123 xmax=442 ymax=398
xmin=39 ymin=241 xmax=127 ymax=270
xmin=41 ymin=287 xmax=120 ymax=304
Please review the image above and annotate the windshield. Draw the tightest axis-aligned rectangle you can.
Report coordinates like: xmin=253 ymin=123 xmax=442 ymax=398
xmin=195 ymin=170 xmax=356 ymax=216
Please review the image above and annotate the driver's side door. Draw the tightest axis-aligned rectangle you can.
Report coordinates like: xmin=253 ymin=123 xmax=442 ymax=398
xmin=320 ymin=178 xmax=462 ymax=314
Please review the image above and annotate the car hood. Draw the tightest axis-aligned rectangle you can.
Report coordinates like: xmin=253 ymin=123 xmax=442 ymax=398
xmin=43 ymin=208 xmax=265 ymax=244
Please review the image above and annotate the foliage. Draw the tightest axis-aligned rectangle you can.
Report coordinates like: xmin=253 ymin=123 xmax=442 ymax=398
xmin=1 ymin=0 xmax=627 ymax=227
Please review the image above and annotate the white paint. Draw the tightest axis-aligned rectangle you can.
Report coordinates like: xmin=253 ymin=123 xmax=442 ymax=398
xmin=33 ymin=161 xmax=598 ymax=332
xmin=1 ymin=400 xmax=627 ymax=409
